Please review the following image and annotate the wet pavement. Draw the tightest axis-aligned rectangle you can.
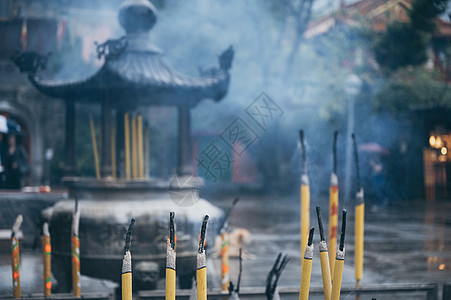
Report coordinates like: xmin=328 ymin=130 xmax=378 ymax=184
xmin=0 ymin=194 xmax=450 ymax=298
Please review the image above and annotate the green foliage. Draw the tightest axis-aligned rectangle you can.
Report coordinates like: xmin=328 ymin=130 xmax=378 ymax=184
xmin=374 ymin=67 xmax=451 ymax=113
xmin=372 ymin=0 xmax=448 ymax=72
xmin=372 ymin=21 xmax=428 ymax=71
xmin=409 ymin=0 xmax=448 ymax=32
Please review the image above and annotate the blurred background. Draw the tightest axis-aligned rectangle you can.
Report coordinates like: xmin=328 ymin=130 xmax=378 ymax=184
xmin=0 ymin=0 xmax=450 ymax=298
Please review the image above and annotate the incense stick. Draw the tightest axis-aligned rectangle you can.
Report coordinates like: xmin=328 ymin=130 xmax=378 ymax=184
xmin=299 ymin=228 xmax=314 ymax=300
xmin=299 ymin=130 xmax=310 ymax=266
xmin=122 ymin=218 xmax=135 ymax=300
xmin=166 ymin=212 xmax=176 ymax=300
xmin=352 ymin=134 xmax=365 ymax=290
xmin=42 ymin=222 xmax=51 ymax=297
xmin=197 ymin=215 xmax=209 ymax=300
xmin=11 ymin=215 xmax=23 ymax=299
xmin=71 ymin=198 xmax=81 ymax=297
xmin=316 ymin=207 xmax=332 ymax=300
xmin=331 ymin=210 xmax=347 ymax=300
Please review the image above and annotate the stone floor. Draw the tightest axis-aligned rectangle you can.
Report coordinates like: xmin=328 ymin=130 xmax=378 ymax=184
xmin=0 ymin=193 xmax=450 ymax=299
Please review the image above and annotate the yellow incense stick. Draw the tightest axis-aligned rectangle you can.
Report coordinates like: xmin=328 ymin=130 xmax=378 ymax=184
xmin=42 ymin=223 xmax=52 ymax=297
xmin=124 ymin=113 xmax=131 ymax=179
xmin=137 ymin=114 xmax=144 ymax=179
xmin=352 ymin=134 xmax=364 ymax=289
xmin=166 ymin=212 xmax=176 ymax=300
xmin=300 ymin=179 xmax=310 ymax=255
xmin=331 ymin=250 xmax=344 ymax=300
xmin=355 ymin=188 xmax=364 ymax=288
xmin=329 ymin=132 xmax=339 ymax=276
xmin=89 ymin=116 xmax=100 ymax=180
xmin=299 ymin=131 xmax=310 ymax=265
xmin=316 ymin=207 xmax=331 ymax=300
xmin=144 ymin=122 xmax=150 ymax=178
xmin=131 ymin=114 xmax=138 ymax=179
xmin=328 ymin=173 xmax=338 ymax=275
xmin=197 ymin=216 xmax=209 ymax=300
xmin=122 ymin=253 xmax=132 ymax=300
xmin=331 ymin=210 xmax=347 ymax=300
xmin=299 ymin=228 xmax=314 ymax=300
xmin=122 ymin=218 xmax=135 ymax=300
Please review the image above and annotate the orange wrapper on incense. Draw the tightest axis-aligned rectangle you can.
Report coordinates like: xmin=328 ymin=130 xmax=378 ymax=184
xmin=42 ymin=222 xmax=52 ymax=297
xmin=11 ymin=215 xmax=23 ymax=299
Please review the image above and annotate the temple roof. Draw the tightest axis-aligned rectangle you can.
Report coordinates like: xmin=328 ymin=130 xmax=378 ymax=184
xmin=21 ymin=0 xmax=233 ymax=108
xmin=304 ymin=0 xmax=451 ymax=40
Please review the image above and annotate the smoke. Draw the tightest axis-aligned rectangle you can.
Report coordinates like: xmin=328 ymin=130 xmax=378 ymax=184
xmin=37 ymin=0 xmax=408 ymax=200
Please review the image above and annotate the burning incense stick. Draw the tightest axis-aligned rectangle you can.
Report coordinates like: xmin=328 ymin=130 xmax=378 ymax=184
xmin=331 ymin=210 xmax=347 ymax=300
xmin=71 ymin=198 xmax=81 ymax=297
xmin=166 ymin=212 xmax=176 ymax=300
xmin=89 ymin=115 xmax=100 ymax=180
xmin=42 ymin=222 xmax=52 ymax=297
xmin=11 ymin=215 xmax=23 ymax=299
xmin=197 ymin=215 xmax=209 ymax=300
xmin=265 ymin=253 xmax=289 ymax=300
xmin=299 ymin=130 xmax=310 ymax=266
xmin=220 ymin=197 xmax=239 ymax=292
xmin=228 ymin=248 xmax=243 ymax=300
xmin=316 ymin=207 xmax=332 ymax=300
xmin=122 ymin=218 xmax=135 ymax=300
xmin=328 ymin=131 xmax=339 ymax=275
xmin=352 ymin=134 xmax=364 ymax=290
xmin=124 ymin=113 xmax=131 ymax=180
xmin=299 ymin=228 xmax=314 ymax=300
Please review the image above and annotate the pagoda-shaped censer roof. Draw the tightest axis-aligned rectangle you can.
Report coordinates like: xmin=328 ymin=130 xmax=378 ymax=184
xmin=22 ymin=0 xmax=234 ymax=107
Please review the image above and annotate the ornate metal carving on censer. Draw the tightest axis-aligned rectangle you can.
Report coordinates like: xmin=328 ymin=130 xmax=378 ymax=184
xmin=14 ymin=0 xmax=234 ymax=291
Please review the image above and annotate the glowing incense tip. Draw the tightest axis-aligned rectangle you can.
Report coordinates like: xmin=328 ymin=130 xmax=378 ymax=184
xmin=339 ymin=210 xmax=347 ymax=251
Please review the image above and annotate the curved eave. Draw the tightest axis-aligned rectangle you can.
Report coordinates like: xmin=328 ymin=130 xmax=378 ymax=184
xmin=28 ymin=71 xmax=102 ymax=101
xmin=29 ymin=60 xmax=231 ymax=107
